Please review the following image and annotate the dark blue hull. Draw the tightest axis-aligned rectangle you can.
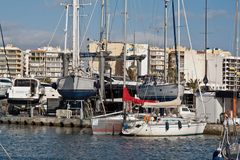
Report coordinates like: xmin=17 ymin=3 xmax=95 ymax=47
xmin=58 ymin=89 xmax=96 ymax=100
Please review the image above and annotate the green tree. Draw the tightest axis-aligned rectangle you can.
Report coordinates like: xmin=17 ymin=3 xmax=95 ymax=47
xmin=186 ymin=79 xmax=201 ymax=92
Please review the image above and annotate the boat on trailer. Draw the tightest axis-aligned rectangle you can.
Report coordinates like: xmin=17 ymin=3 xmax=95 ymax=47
xmin=7 ymin=77 xmax=44 ymax=105
xmin=137 ymin=82 xmax=184 ymax=102
xmin=57 ymin=0 xmax=97 ymax=102
xmin=0 ymin=77 xmax=12 ymax=98
xmin=57 ymin=75 xmax=96 ymax=100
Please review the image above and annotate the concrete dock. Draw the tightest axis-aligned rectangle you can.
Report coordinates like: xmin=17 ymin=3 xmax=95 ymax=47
xmin=0 ymin=115 xmax=236 ymax=135
xmin=204 ymin=123 xmax=240 ymax=135
xmin=0 ymin=116 xmax=91 ymax=128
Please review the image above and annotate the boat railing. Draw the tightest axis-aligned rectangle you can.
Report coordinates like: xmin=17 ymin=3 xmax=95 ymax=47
xmin=91 ymin=111 xmax=123 ymax=119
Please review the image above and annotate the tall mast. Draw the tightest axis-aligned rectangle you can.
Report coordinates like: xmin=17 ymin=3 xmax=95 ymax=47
xmin=99 ymin=0 xmax=106 ymax=99
xmin=72 ymin=0 xmax=79 ymax=71
xmin=163 ymin=0 xmax=169 ymax=82
xmin=123 ymin=0 xmax=127 ymax=88
xmin=234 ymin=0 xmax=239 ymax=57
xmin=62 ymin=3 xmax=71 ymax=76
xmin=203 ymin=0 xmax=208 ymax=87
xmin=123 ymin=0 xmax=128 ymax=121
xmin=177 ymin=0 xmax=181 ymax=96
xmin=233 ymin=0 xmax=239 ymax=119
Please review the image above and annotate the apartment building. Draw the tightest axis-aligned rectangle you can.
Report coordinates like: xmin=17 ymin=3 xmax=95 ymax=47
xmin=28 ymin=46 xmax=64 ymax=82
xmin=0 ymin=44 xmax=23 ymax=78
xmin=223 ymin=57 xmax=240 ymax=90
xmin=148 ymin=47 xmax=168 ymax=81
xmin=184 ymin=48 xmax=232 ymax=90
xmin=167 ymin=46 xmax=186 ymax=83
xmin=88 ymin=41 xmax=148 ymax=76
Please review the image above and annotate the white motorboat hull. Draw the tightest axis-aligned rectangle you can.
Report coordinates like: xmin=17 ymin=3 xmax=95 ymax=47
xmin=0 ymin=78 xmax=12 ymax=98
xmin=7 ymin=78 xmax=43 ymax=104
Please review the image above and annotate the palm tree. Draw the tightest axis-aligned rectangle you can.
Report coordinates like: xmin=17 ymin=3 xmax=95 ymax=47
xmin=186 ymin=79 xmax=201 ymax=92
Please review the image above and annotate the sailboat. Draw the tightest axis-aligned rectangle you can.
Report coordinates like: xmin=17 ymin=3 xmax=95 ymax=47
xmin=91 ymin=0 xmax=124 ymax=135
xmin=136 ymin=0 xmax=184 ymax=102
xmin=122 ymin=0 xmax=206 ymax=137
xmin=91 ymin=0 xmax=144 ymax=135
xmin=57 ymin=0 xmax=97 ymax=101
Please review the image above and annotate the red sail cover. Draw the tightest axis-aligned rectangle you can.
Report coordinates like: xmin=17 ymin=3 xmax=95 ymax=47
xmin=122 ymin=87 xmax=156 ymax=105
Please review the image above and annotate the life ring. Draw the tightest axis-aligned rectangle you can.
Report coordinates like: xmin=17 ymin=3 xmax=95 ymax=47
xmin=165 ymin=121 xmax=169 ymax=131
xmin=178 ymin=120 xmax=182 ymax=129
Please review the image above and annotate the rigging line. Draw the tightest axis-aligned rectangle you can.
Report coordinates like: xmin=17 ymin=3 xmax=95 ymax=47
xmin=181 ymin=0 xmax=192 ymax=49
xmin=0 ymin=24 xmax=11 ymax=78
xmin=79 ymin=0 xmax=99 ymax=52
xmin=181 ymin=0 xmax=206 ymax=118
xmin=0 ymin=143 xmax=12 ymax=160
xmin=109 ymin=0 xmax=119 ymax=40
xmin=47 ymin=9 xmax=65 ymax=47
xmin=128 ymin=1 xmax=136 ymax=37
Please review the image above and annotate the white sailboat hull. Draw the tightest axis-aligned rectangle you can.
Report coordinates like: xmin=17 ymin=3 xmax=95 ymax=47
xmin=122 ymin=118 xmax=206 ymax=136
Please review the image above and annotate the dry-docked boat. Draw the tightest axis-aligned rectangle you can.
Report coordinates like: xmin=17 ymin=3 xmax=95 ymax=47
xmin=0 ymin=77 xmax=12 ymax=98
xmin=7 ymin=77 xmax=44 ymax=105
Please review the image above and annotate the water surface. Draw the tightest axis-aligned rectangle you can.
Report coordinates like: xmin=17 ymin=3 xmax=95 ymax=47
xmin=0 ymin=125 xmax=220 ymax=160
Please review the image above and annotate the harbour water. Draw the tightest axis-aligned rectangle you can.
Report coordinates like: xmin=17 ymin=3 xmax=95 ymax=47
xmin=0 ymin=124 xmax=220 ymax=160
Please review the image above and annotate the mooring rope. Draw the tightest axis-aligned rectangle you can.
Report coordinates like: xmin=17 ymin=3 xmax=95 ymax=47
xmin=0 ymin=143 xmax=12 ymax=160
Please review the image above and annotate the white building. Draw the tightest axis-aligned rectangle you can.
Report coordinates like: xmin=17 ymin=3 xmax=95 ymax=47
xmin=0 ymin=44 xmax=23 ymax=78
xmin=28 ymin=46 xmax=65 ymax=82
xmin=184 ymin=48 xmax=231 ymax=90
xmin=148 ymin=47 xmax=168 ymax=79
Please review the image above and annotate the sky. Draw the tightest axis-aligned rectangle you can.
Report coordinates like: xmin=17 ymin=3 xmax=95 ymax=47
xmin=0 ymin=0 xmax=237 ymax=54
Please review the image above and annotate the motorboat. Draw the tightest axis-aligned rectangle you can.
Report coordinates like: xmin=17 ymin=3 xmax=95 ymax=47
xmin=0 ymin=77 xmax=12 ymax=98
xmin=7 ymin=77 xmax=44 ymax=105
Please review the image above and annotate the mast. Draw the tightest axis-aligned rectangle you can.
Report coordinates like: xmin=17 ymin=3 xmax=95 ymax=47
xmin=203 ymin=0 xmax=208 ymax=88
xmin=233 ymin=0 xmax=239 ymax=119
xmin=72 ymin=0 xmax=79 ymax=71
xmin=163 ymin=0 xmax=169 ymax=82
xmin=62 ymin=3 xmax=71 ymax=77
xmin=99 ymin=0 xmax=107 ymax=99
xmin=123 ymin=0 xmax=127 ymax=88
xmin=177 ymin=0 xmax=181 ymax=97
xmin=0 ymin=24 xmax=11 ymax=78
xmin=234 ymin=0 xmax=239 ymax=57
xmin=123 ymin=0 xmax=128 ymax=121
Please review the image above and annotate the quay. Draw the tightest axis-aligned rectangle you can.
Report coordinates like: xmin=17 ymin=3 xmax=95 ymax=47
xmin=204 ymin=123 xmax=240 ymax=135
xmin=0 ymin=116 xmax=91 ymax=128
xmin=0 ymin=114 xmax=235 ymax=136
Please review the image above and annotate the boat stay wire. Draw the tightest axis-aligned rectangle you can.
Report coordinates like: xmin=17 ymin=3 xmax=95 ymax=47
xmin=47 ymin=9 xmax=65 ymax=47
xmin=0 ymin=24 xmax=11 ymax=78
